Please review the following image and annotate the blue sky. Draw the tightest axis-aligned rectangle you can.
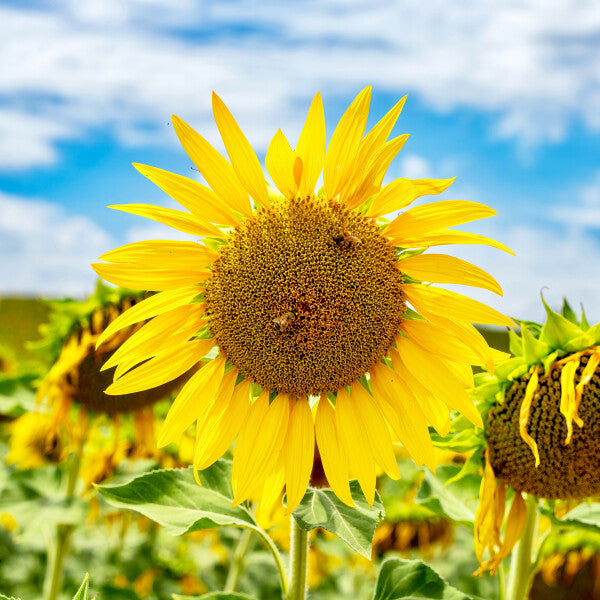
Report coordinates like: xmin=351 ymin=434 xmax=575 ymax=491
xmin=1 ymin=0 xmax=599 ymax=320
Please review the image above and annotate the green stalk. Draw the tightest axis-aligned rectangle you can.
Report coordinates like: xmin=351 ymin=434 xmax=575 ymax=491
xmin=44 ymin=426 xmax=86 ymax=600
xmin=244 ymin=525 xmax=288 ymax=597
xmin=224 ymin=528 xmax=254 ymax=592
xmin=285 ymin=518 xmax=309 ymax=600
xmin=506 ymin=495 xmax=539 ymax=600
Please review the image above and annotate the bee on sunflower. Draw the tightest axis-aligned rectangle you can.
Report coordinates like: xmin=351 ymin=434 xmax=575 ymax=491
xmin=93 ymin=86 xmax=514 ymax=516
xmin=470 ymin=297 xmax=600 ymax=597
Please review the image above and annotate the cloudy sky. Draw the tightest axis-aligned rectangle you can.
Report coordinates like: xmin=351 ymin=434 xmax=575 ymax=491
xmin=1 ymin=0 xmax=599 ymax=320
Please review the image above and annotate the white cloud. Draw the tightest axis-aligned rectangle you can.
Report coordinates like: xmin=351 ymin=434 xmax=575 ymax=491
xmin=1 ymin=0 xmax=600 ymax=168
xmin=399 ymin=155 xmax=432 ymax=179
xmin=0 ymin=191 xmax=113 ymax=297
xmin=437 ymin=218 xmax=600 ymax=323
xmin=552 ymin=171 xmax=600 ymax=228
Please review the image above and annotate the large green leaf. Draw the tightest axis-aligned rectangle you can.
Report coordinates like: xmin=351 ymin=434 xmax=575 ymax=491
xmin=292 ymin=481 xmax=384 ymax=558
xmin=541 ymin=502 xmax=600 ymax=534
xmin=97 ymin=461 xmax=257 ymax=535
xmin=372 ymin=558 xmax=477 ymax=599
xmin=0 ymin=466 xmax=87 ymax=535
xmin=72 ymin=574 xmax=89 ymax=600
xmin=415 ymin=465 xmax=479 ymax=530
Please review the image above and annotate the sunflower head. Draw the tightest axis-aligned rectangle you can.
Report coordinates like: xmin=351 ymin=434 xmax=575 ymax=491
xmin=36 ymin=281 xmax=196 ymax=415
xmin=92 ymin=88 xmax=513 ymax=514
xmin=480 ymin=297 xmax=600 ymax=500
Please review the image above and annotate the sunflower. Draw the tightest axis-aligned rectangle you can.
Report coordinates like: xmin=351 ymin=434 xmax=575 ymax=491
xmin=32 ymin=282 xmax=196 ymax=485
xmin=472 ymin=298 xmax=600 ymax=574
xmin=93 ymin=87 xmax=513 ymax=514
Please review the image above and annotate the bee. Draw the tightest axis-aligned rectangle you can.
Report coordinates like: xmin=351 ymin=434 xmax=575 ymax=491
xmin=273 ymin=311 xmax=296 ymax=332
xmin=333 ymin=228 xmax=362 ymax=246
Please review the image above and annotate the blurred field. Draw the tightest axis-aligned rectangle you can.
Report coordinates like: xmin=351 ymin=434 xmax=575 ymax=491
xmin=0 ymin=297 xmax=50 ymax=365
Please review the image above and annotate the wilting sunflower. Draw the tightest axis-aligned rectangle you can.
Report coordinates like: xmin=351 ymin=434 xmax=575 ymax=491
xmin=472 ymin=298 xmax=600 ymax=574
xmin=33 ymin=282 xmax=196 ymax=483
xmin=93 ymin=87 xmax=513 ymax=514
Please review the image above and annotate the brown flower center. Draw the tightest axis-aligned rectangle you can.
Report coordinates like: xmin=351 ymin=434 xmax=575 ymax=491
xmin=205 ymin=195 xmax=405 ymax=396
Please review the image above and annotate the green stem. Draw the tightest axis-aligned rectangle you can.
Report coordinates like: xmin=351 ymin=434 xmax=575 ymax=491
xmin=44 ymin=434 xmax=85 ymax=600
xmin=285 ymin=518 xmax=309 ymax=600
xmin=224 ymin=528 xmax=254 ymax=593
xmin=253 ymin=526 xmax=289 ymax=598
xmin=497 ymin=562 xmax=506 ymax=600
xmin=506 ymin=495 xmax=539 ymax=600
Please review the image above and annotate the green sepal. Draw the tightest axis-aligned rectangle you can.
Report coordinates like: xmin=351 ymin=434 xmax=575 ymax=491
xmin=561 ymin=297 xmax=579 ymax=324
xmin=72 ymin=574 xmax=90 ymax=600
xmin=400 ymin=308 xmax=426 ymax=321
xmin=202 ymin=237 xmax=226 ymax=252
xmin=492 ymin=356 xmax=527 ymax=382
xmin=540 ymin=295 xmax=584 ymax=349
xmin=580 ymin=305 xmax=591 ymax=330
xmin=508 ymin=329 xmax=523 ymax=356
xmin=397 ymin=247 xmax=427 ymax=261
xmin=444 ymin=448 xmax=483 ymax=487
xmin=194 ymin=325 xmax=213 ymax=340
xmin=521 ymin=323 xmax=550 ymax=366
xmin=542 ymin=350 xmax=561 ymax=374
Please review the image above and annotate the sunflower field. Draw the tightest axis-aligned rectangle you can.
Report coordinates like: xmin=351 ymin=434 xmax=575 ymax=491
xmin=1 ymin=89 xmax=600 ymax=600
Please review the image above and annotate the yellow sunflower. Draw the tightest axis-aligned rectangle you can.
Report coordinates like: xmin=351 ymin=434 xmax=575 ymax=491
xmin=93 ymin=87 xmax=513 ymax=514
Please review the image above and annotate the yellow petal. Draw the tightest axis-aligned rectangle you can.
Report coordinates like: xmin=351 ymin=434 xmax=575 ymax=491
xmin=171 ymin=115 xmax=251 ymax=216
xmin=386 ymin=200 xmax=497 ymax=240
xmin=367 ymin=177 xmax=455 ymax=217
xmin=369 ymin=363 xmax=437 ymax=470
xmin=519 ymin=369 xmax=541 ymax=466
xmin=560 ymin=358 xmax=581 ymax=445
xmin=133 ymin=163 xmax=239 ymax=227
xmin=335 ymin=387 xmax=376 ymax=506
xmin=92 ymin=262 xmax=210 ymax=291
xmin=346 ymin=134 xmax=410 ymax=209
xmin=99 ymin=240 xmax=217 ymax=269
xmin=108 ymin=203 xmax=223 ymax=238
xmin=295 ymin=92 xmax=326 ymax=197
xmin=103 ymin=304 xmax=205 ymax=372
xmin=353 ymin=96 xmax=407 ymax=174
xmin=212 ymin=93 xmax=269 ymax=207
xmin=232 ymin=392 xmax=290 ymax=504
xmin=399 ymin=253 xmax=502 ymax=295
xmin=391 ymin=229 xmax=515 ymax=255
xmin=255 ymin=452 xmax=285 ymax=528
xmin=350 ymin=383 xmax=401 ymax=479
xmin=394 ymin=340 xmax=483 ymax=428
xmin=385 ymin=355 xmax=451 ymax=438
xmin=575 ymin=352 xmax=600 ymax=410
xmin=158 ymin=355 xmax=226 ymax=446
xmin=314 ymin=395 xmax=354 ymax=507
xmin=400 ymin=319 xmax=485 ymax=367
xmin=95 ymin=286 xmax=201 ymax=348
xmin=194 ymin=379 xmax=251 ymax=470
xmin=106 ymin=339 xmax=213 ymax=396
xmin=323 ymin=86 xmax=372 ymax=198
xmin=284 ymin=398 xmax=315 ymax=513
xmin=403 ymin=284 xmax=516 ymax=327
xmin=266 ymin=129 xmax=299 ymax=199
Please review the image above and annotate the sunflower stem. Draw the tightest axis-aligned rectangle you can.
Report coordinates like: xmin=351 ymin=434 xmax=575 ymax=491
xmin=286 ymin=517 xmax=309 ymax=600
xmin=224 ymin=528 xmax=253 ymax=593
xmin=506 ymin=494 xmax=539 ymax=600
xmin=44 ymin=417 xmax=87 ymax=600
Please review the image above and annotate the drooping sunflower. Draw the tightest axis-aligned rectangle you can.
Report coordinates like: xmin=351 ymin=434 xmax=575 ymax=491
xmin=93 ymin=87 xmax=513 ymax=514
xmin=32 ymin=282 xmax=196 ymax=483
xmin=472 ymin=298 xmax=600 ymax=574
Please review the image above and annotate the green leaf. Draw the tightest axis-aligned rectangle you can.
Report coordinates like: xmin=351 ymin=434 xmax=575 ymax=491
xmin=415 ymin=465 xmax=480 ymax=530
xmin=292 ymin=481 xmax=384 ymax=558
xmin=97 ymin=461 xmax=258 ymax=536
xmin=173 ymin=594 xmax=256 ymax=600
xmin=372 ymin=558 xmax=477 ymax=599
xmin=540 ymin=502 xmax=600 ymax=534
xmin=72 ymin=574 xmax=89 ymax=600
xmin=0 ymin=594 xmax=22 ymax=600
